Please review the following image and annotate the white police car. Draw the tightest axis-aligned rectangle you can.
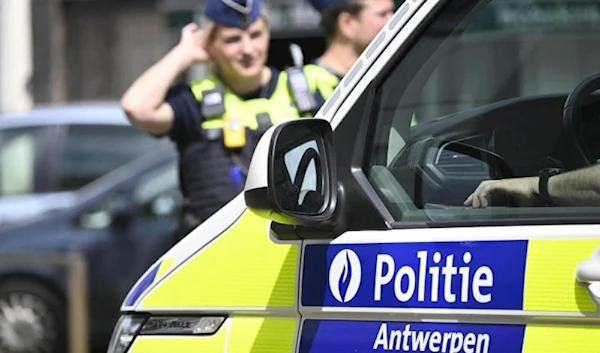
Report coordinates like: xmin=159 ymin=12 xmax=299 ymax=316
xmin=109 ymin=0 xmax=600 ymax=352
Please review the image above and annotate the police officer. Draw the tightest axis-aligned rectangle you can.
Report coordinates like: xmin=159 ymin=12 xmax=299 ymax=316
xmin=304 ymin=0 xmax=395 ymax=99
xmin=121 ymin=0 xmax=324 ymax=245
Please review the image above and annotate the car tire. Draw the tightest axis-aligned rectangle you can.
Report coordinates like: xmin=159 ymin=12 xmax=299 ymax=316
xmin=0 ymin=279 xmax=66 ymax=353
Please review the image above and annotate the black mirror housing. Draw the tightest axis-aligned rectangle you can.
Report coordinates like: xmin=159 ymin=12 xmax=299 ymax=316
xmin=245 ymin=119 xmax=338 ymax=228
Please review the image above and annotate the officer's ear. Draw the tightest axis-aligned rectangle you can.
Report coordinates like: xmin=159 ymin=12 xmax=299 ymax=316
xmin=204 ymin=34 xmax=219 ymax=58
xmin=205 ymin=41 xmax=217 ymax=58
xmin=203 ymin=24 xmax=220 ymax=58
xmin=336 ymin=11 xmax=360 ymax=40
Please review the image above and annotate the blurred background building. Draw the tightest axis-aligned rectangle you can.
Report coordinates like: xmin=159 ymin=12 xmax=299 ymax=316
xmin=0 ymin=0 xmax=34 ymax=114
xmin=4 ymin=0 xmax=600 ymax=116
xmin=0 ymin=0 xmax=404 ymax=114
xmin=2 ymin=0 xmax=410 ymax=114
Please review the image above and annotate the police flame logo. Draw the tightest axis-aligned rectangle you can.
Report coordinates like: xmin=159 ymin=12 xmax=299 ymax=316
xmin=329 ymin=249 xmax=361 ymax=303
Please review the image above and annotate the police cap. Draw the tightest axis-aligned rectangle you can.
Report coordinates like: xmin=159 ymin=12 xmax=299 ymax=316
xmin=307 ymin=0 xmax=343 ymax=13
xmin=204 ymin=0 xmax=261 ymax=29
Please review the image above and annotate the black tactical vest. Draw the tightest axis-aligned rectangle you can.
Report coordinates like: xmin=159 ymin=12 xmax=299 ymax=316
xmin=180 ymin=72 xmax=312 ymax=222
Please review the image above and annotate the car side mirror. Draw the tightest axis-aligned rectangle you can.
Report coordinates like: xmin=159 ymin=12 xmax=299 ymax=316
xmin=111 ymin=196 xmax=135 ymax=228
xmin=145 ymin=191 xmax=182 ymax=217
xmin=78 ymin=195 xmax=135 ymax=230
xmin=244 ymin=119 xmax=337 ymax=227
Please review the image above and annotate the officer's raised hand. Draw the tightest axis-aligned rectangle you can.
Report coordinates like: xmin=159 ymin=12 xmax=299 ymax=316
xmin=121 ymin=23 xmax=212 ymax=136
xmin=175 ymin=23 xmax=211 ymax=66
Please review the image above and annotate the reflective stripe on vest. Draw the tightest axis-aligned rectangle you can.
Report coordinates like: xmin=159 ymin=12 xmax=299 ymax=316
xmin=179 ymin=71 xmax=315 ymax=222
xmin=190 ymin=71 xmax=303 ymax=133
xmin=302 ymin=63 xmax=341 ymax=102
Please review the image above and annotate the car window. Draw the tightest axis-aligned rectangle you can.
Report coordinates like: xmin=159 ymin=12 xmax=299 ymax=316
xmin=58 ymin=125 xmax=162 ymax=191
xmin=78 ymin=161 xmax=180 ymax=229
xmin=364 ymin=0 xmax=600 ymax=225
xmin=0 ymin=127 xmax=45 ymax=196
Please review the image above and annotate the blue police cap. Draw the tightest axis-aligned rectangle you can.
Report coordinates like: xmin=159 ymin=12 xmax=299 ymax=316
xmin=204 ymin=0 xmax=261 ymax=29
xmin=307 ymin=0 xmax=343 ymax=12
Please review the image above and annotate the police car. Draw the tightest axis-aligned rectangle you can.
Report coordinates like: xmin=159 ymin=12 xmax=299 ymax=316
xmin=108 ymin=0 xmax=600 ymax=352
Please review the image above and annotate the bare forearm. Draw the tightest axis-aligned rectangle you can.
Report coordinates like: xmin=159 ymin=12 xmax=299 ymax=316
xmin=121 ymin=45 xmax=192 ymax=116
xmin=548 ymin=165 xmax=600 ymax=206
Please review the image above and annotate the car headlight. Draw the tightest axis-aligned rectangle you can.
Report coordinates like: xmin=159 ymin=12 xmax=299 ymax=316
xmin=141 ymin=316 xmax=225 ymax=335
xmin=106 ymin=315 xmax=147 ymax=353
xmin=107 ymin=314 xmax=225 ymax=353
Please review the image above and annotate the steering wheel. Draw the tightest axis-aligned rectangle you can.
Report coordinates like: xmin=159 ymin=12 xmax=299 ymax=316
xmin=563 ymin=73 xmax=600 ymax=167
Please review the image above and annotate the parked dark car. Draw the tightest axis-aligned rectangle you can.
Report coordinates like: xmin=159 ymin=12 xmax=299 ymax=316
xmin=0 ymin=102 xmax=169 ymax=226
xmin=0 ymin=148 xmax=180 ymax=353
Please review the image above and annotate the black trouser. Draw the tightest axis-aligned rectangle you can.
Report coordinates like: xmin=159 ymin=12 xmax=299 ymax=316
xmin=171 ymin=211 xmax=203 ymax=246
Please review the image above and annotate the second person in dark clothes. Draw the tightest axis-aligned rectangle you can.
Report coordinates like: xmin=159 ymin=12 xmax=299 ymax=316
xmin=304 ymin=0 xmax=395 ymax=99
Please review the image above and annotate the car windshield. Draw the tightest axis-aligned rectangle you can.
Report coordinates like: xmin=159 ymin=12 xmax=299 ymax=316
xmin=365 ymin=0 xmax=600 ymax=224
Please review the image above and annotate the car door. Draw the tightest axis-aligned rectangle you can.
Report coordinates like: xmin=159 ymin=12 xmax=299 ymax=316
xmin=75 ymin=157 xmax=180 ymax=333
xmin=120 ymin=158 xmax=181 ymax=286
xmin=297 ymin=0 xmax=600 ymax=351
xmin=78 ymin=158 xmax=179 ymax=294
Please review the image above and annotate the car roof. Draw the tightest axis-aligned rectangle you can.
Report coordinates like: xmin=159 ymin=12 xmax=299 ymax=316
xmin=0 ymin=101 xmax=130 ymax=129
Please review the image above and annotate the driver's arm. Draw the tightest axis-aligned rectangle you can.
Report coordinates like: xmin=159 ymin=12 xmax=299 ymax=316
xmin=548 ymin=164 xmax=600 ymax=206
xmin=465 ymin=164 xmax=600 ymax=208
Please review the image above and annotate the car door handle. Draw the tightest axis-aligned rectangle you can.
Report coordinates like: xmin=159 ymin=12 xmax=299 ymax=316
xmin=575 ymin=246 xmax=600 ymax=310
